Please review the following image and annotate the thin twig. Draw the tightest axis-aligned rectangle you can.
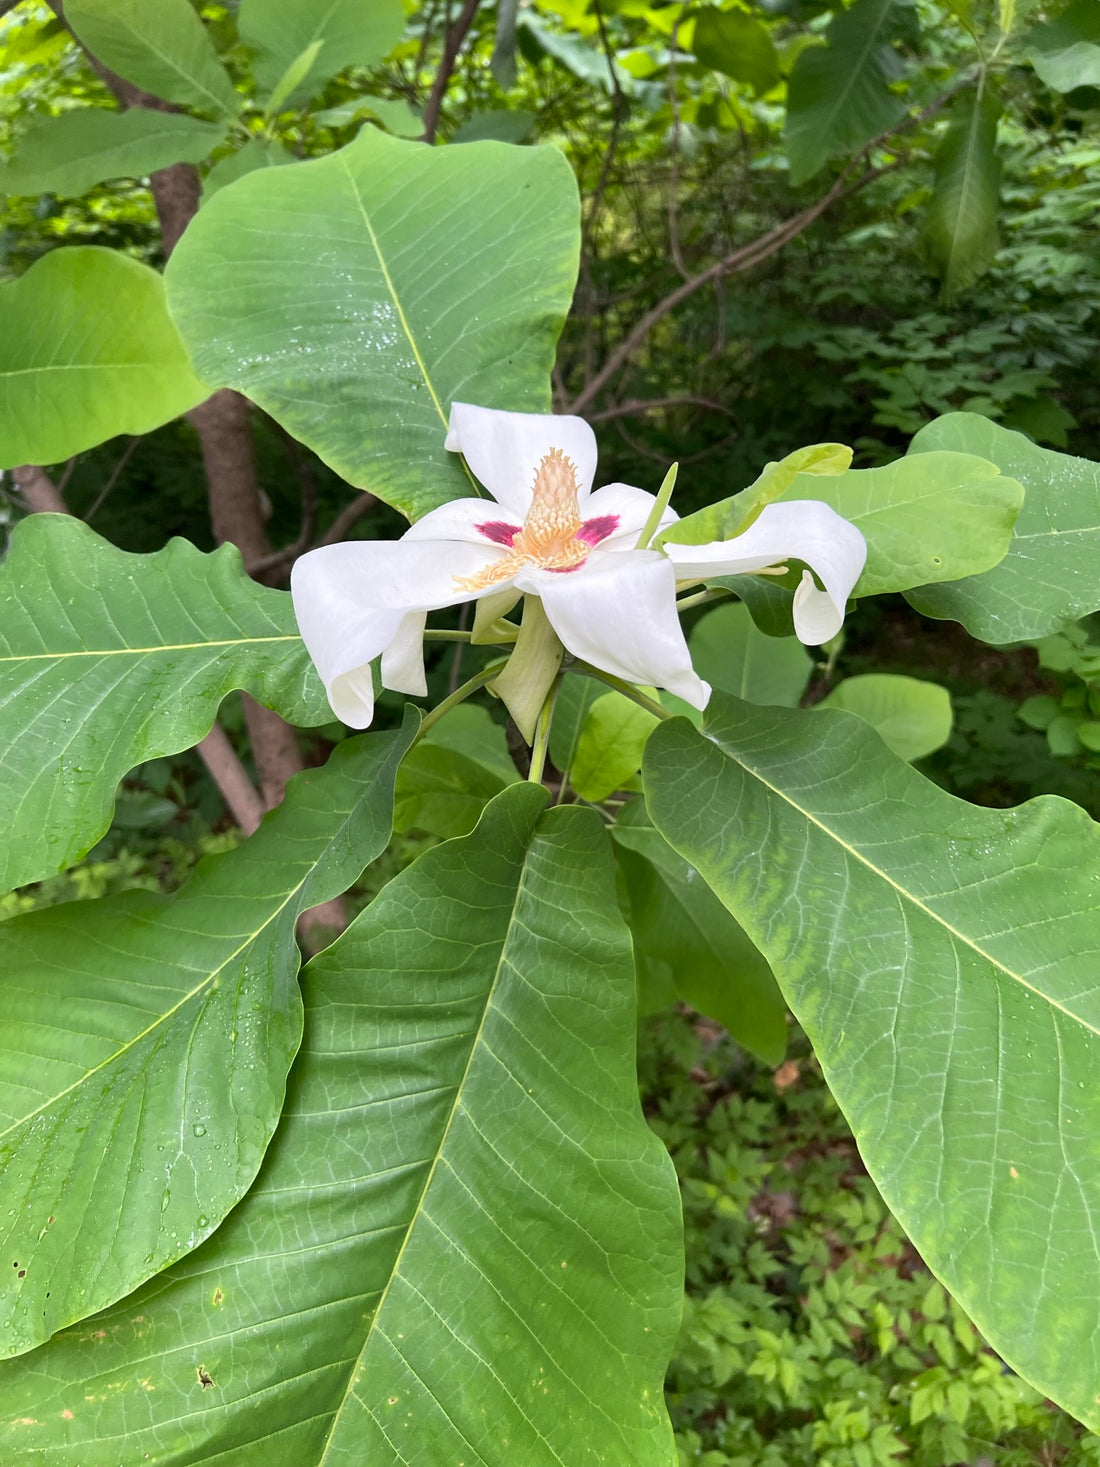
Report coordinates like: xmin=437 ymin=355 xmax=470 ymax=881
xmin=666 ymin=11 xmax=689 ymax=279
xmin=317 ymin=491 xmax=378 ymax=547
xmin=247 ymin=429 xmax=319 ymax=574
xmin=83 ymin=437 xmax=139 ymax=522
xmin=587 ymin=394 xmax=736 ymax=423
xmin=421 ymin=0 xmax=481 ymax=143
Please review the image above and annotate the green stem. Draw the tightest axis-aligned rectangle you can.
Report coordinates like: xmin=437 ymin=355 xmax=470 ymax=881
xmin=422 ymin=629 xmax=473 ymax=643
xmin=415 ymin=664 xmax=501 ymax=741
xmin=527 ymin=677 xmax=560 ymax=787
xmin=675 ymin=586 xmax=733 ymax=615
xmin=572 ymin=662 xmax=673 ymax=721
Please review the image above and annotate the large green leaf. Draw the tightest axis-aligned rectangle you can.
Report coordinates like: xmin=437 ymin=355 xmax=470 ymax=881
xmin=0 ymin=516 xmax=328 ymax=895
xmin=0 ymin=722 xmax=412 ymax=1359
xmin=0 ymin=246 xmax=207 ymax=468
xmin=0 ymin=108 xmax=226 ymax=198
xmin=65 ymin=0 xmax=239 ymax=117
xmin=1025 ymin=0 xmax=1100 ymax=92
xmin=905 ymin=413 xmax=1100 ymax=641
xmin=819 ymin=673 xmax=953 ymax=762
xmin=689 ymin=602 xmax=812 ymax=706
xmin=644 ymin=692 xmax=1100 ymax=1431
xmin=613 ymin=799 xmax=786 ymax=1064
xmin=165 ymin=128 xmax=580 ymax=521
xmin=924 ymin=83 xmax=1001 ymax=301
xmin=785 ymin=0 xmax=915 ymax=185
xmin=239 ymin=0 xmax=405 ymax=104
xmin=690 ymin=8 xmax=779 ymax=95
xmin=666 ymin=451 xmax=1024 ymax=598
xmin=395 ymin=706 xmax=519 ymax=838
xmin=0 ymin=787 xmax=683 ymax=1464
xmin=571 ymin=690 xmax=660 ymax=802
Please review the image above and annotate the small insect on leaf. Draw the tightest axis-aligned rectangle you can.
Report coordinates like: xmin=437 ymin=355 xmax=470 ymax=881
xmin=197 ymin=1366 xmax=214 ymax=1389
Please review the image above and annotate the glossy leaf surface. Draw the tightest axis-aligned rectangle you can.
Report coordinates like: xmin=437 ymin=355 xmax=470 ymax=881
xmin=906 ymin=413 xmax=1100 ymax=640
xmin=166 ymin=128 xmax=580 ymax=521
xmin=0 ymin=109 xmax=225 ymax=198
xmin=0 ymin=517 xmax=328 ymax=894
xmin=0 ymin=787 xmax=682 ymax=1465
xmin=0 ymin=247 xmax=206 ymax=468
xmin=645 ymin=693 xmax=1100 ymax=1431
xmin=0 ymin=724 xmax=412 ymax=1358
xmin=65 ymin=0 xmax=239 ymax=117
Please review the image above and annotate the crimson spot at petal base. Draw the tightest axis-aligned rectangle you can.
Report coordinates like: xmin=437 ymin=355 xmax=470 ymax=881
xmin=578 ymin=515 xmax=620 ymax=546
xmin=475 ymin=520 xmax=520 ymax=546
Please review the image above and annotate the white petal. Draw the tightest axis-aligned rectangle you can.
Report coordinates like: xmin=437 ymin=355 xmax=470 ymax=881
xmin=403 ymin=495 xmax=521 ymax=546
xmin=290 ymin=540 xmax=512 ymax=726
xmin=445 ymin=401 xmax=599 ymax=515
xmin=663 ymin=500 xmax=867 ymax=645
xmin=381 ymin=611 xmax=428 ymax=696
xmin=520 ymin=552 xmax=710 ymax=709
xmin=579 ymin=482 xmax=679 ymax=553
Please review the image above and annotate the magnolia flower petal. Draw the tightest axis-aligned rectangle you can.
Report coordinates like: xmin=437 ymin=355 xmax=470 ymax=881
xmin=402 ymin=495 xmax=520 ymax=547
xmin=520 ymin=552 xmax=711 ymax=710
xmin=663 ymin=500 xmax=867 ymax=645
xmin=291 ymin=541 xmax=507 ymax=727
xmin=381 ymin=611 xmax=428 ymax=696
xmin=445 ymin=401 xmax=599 ymax=515
xmin=582 ymin=482 xmax=679 ymax=552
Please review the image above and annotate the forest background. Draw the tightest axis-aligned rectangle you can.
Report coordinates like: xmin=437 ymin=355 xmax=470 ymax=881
xmin=2 ymin=0 xmax=1100 ymax=1462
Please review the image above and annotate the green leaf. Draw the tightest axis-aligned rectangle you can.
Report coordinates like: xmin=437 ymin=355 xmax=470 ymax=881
xmin=660 ymin=441 xmax=851 ymax=548
xmin=395 ymin=707 xmax=519 ymax=838
xmin=689 ymin=602 xmax=812 ymax=706
xmin=549 ymin=672 xmax=604 ymax=777
xmin=690 ymin=8 xmax=779 ymax=95
xmin=785 ymin=0 xmax=915 ymax=186
xmin=261 ymin=38 xmax=323 ymax=118
xmin=239 ymin=0 xmax=405 ymax=104
xmin=819 ymin=673 xmax=953 ymax=761
xmin=613 ymin=799 xmax=786 ymax=1063
xmin=644 ymin=692 xmax=1100 ymax=1431
xmin=452 ymin=108 xmax=536 ymax=144
xmin=905 ymin=414 xmax=1100 ymax=641
xmin=0 ymin=108 xmax=226 ymax=198
xmin=1026 ymin=0 xmax=1100 ymax=93
xmin=201 ymin=136 xmax=294 ymax=201
xmin=669 ymin=452 xmax=1023 ymax=598
xmin=0 ymin=787 xmax=683 ymax=1464
xmin=0 ymin=723 xmax=412 ymax=1358
xmin=0 ymin=517 xmax=328 ymax=895
xmin=313 ymin=97 xmax=423 ymax=135
xmin=166 ymin=128 xmax=580 ymax=521
xmin=571 ymin=690 xmax=660 ymax=802
xmin=925 ymin=83 xmax=1001 ymax=302
xmin=0 ymin=246 xmax=206 ymax=468
xmin=65 ymin=0 xmax=239 ymax=118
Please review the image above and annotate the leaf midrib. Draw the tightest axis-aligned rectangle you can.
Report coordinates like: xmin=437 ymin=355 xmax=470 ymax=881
xmin=708 ymin=721 xmax=1100 ymax=1036
xmin=0 ymin=634 xmax=300 ymax=665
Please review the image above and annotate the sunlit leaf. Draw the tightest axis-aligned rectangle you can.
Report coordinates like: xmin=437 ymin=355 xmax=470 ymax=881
xmin=820 ymin=673 xmax=953 ymax=761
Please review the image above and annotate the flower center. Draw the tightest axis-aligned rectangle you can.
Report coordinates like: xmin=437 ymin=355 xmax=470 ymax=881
xmin=456 ymin=448 xmax=592 ymax=591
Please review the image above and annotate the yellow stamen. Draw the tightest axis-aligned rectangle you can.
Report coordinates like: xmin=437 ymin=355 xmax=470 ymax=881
xmin=456 ymin=448 xmax=591 ymax=591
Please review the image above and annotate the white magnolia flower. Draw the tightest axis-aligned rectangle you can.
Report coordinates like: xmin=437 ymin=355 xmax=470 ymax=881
xmin=290 ymin=402 xmax=867 ymax=729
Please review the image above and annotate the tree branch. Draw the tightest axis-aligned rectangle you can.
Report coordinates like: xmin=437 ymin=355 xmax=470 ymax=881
xmin=10 ymin=463 xmax=70 ymax=514
xmin=420 ymin=0 xmax=481 ymax=143
xmin=587 ymin=394 xmax=736 ymax=423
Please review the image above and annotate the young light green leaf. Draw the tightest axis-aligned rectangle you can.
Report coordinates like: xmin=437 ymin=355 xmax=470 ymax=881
xmin=65 ymin=0 xmax=239 ymax=117
xmin=571 ymin=690 xmax=660 ymax=802
xmin=0 ymin=516 xmax=328 ymax=895
xmin=165 ymin=127 xmax=580 ymax=521
xmin=239 ymin=0 xmax=405 ymax=105
xmin=0 ymin=109 xmax=226 ymax=198
xmin=820 ymin=673 xmax=953 ymax=761
xmin=613 ymin=800 xmax=786 ymax=1064
xmin=905 ymin=413 xmax=1100 ymax=641
xmin=0 ymin=787 xmax=683 ymax=1464
xmin=201 ymin=136 xmax=294 ymax=201
xmin=689 ymin=603 xmax=812 ymax=707
xmin=645 ymin=691 xmax=1100 ymax=1432
xmin=1025 ymin=0 xmax=1100 ymax=92
xmin=998 ymin=0 xmax=1016 ymax=36
xmin=925 ymin=82 xmax=1001 ymax=302
xmin=0 ymin=246 xmax=206 ymax=468
xmin=0 ymin=723 xmax=413 ymax=1359
xmin=261 ymin=38 xmax=323 ymax=119
xmin=785 ymin=0 xmax=916 ymax=185
xmin=690 ymin=8 xmax=779 ymax=95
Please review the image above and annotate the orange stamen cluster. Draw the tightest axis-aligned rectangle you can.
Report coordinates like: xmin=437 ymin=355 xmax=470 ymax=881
xmin=456 ymin=448 xmax=590 ymax=591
